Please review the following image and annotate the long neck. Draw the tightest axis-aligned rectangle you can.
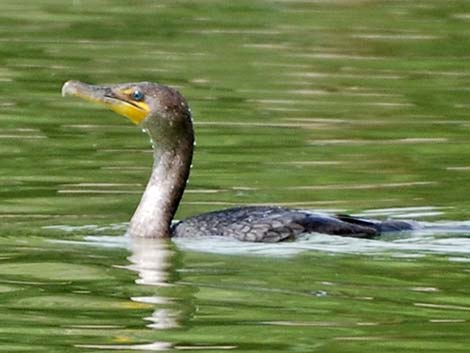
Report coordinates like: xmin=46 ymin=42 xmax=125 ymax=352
xmin=128 ymin=126 xmax=194 ymax=238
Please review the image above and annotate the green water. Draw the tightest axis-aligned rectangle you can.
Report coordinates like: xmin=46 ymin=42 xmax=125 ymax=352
xmin=2 ymin=0 xmax=470 ymax=351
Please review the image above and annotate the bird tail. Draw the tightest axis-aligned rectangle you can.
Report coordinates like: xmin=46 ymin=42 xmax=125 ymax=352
xmin=337 ymin=214 xmax=416 ymax=233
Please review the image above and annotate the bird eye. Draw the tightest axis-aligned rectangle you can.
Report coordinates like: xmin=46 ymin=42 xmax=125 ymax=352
xmin=132 ymin=90 xmax=144 ymax=101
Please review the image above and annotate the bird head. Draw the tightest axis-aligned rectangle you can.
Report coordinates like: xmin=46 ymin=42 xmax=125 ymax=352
xmin=62 ymin=80 xmax=193 ymax=147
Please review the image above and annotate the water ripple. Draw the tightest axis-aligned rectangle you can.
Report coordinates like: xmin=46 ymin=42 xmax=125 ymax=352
xmin=52 ymin=211 xmax=470 ymax=259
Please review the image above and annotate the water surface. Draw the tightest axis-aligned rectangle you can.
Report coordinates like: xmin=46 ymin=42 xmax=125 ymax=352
xmin=1 ymin=0 xmax=470 ymax=352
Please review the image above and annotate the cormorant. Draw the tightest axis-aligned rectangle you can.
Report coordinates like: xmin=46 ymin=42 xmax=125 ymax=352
xmin=62 ymin=80 xmax=413 ymax=242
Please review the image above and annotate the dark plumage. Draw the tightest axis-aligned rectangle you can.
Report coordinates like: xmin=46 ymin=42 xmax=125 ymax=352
xmin=172 ymin=206 xmax=413 ymax=242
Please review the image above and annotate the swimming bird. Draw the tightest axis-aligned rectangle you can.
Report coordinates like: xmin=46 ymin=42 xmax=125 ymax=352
xmin=61 ymin=81 xmax=414 ymax=242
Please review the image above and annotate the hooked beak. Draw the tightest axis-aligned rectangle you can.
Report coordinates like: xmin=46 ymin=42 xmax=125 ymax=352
xmin=61 ymin=80 xmax=150 ymax=124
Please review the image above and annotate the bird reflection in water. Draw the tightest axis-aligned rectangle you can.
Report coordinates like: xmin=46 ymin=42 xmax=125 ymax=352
xmin=76 ymin=239 xmax=179 ymax=351
xmin=125 ymin=238 xmax=181 ymax=330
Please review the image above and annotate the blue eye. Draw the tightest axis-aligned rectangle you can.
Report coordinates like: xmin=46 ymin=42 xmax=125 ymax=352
xmin=132 ymin=90 xmax=144 ymax=101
